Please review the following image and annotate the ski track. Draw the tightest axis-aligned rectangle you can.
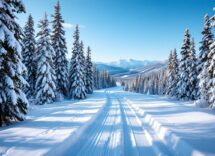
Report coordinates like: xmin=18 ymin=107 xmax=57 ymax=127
xmin=63 ymin=90 xmax=159 ymax=156
xmin=1 ymin=87 xmax=214 ymax=156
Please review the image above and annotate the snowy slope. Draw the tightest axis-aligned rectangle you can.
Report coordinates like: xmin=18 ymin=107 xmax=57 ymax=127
xmin=0 ymin=90 xmax=107 ymax=156
xmin=1 ymin=87 xmax=215 ymax=156
xmin=95 ymin=63 xmax=129 ymax=75
xmin=114 ymin=62 xmax=166 ymax=79
xmin=96 ymin=61 xmax=166 ymax=79
xmin=109 ymin=59 xmax=160 ymax=69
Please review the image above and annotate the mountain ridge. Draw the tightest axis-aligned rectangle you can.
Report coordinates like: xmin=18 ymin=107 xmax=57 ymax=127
xmin=95 ymin=59 xmax=167 ymax=79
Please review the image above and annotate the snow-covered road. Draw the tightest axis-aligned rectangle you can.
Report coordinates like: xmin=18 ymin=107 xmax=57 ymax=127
xmin=1 ymin=87 xmax=215 ymax=156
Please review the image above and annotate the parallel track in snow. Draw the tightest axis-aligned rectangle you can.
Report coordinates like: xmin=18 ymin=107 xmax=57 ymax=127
xmin=64 ymin=90 xmax=161 ymax=156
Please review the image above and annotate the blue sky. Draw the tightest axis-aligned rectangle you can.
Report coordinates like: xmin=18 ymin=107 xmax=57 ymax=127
xmin=18 ymin=0 xmax=214 ymax=62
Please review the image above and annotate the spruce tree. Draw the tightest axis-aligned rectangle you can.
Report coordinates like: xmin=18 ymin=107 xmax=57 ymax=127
xmin=208 ymin=13 xmax=215 ymax=108
xmin=196 ymin=14 xmax=214 ymax=107
xmin=23 ymin=14 xmax=36 ymax=98
xmin=167 ymin=51 xmax=173 ymax=96
xmin=93 ymin=65 xmax=100 ymax=89
xmin=0 ymin=0 xmax=28 ymax=126
xmin=68 ymin=25 xmax=86 ymax=99
xmin=172 ymin=49 xmax=179 ymax=96
xmin=177 ymin=29 xmax=192 ymax=100
xmin=51 ymin=1 xmax=68 ymax=99
xmin=198 ymin=15 xmax=213 ymax=73
xmin=80 ymin=41 xmax=86 ymax=89
xmin=167 ymin=49 xmax=179 ymax=97
xmin=196 ymin=65 xmax=209 ymax=107
xmin=189 ymin=39 xmax=198 ymax=100
xmin=35 ymin=14 xmax=56 ymax=105
xmin=85 ymin=46 xmax=94 ymax=94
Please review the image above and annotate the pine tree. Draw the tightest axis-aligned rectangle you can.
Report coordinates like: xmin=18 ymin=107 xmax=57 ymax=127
xmin=80 ymin=40 xmax=87 ymax=91
xmin=198 ymin=15 xmax=213 ymax=73
xmin=23 ymin=14 xmax=36 ymax=98
xmin=167 ymin=49 xmax=179 ymax=97
xmin=68 ymin=25 xmax=86 ymax=99
xmin=196 ymin=65 xmax=209 ymax=107
xmin=177 ymin=29 xmax=192 ymax=100
xmin=196 ymin=14 xmax=214 ymax=107
xmin=189 ymin=39 xmax=198 ymax=100
xmin=93 ymin=65 xmax=101 ymax=89
xmin=93 ymin=65 xmax=99 ymax=89
xmin=35 ymin=14 xmax=56 ymax=105
xmin=208 ymin=13 xmax=215 ymax=108
xmin=167 ymin=51 xmax=173 ymax=96
xmin=85 ymin=46 xmax=94 ymax=94
xmin=51 ymin=1 xmax=68 ymax=99
xmin=0 ymin=0 xmax=28 ymax=126
xmin=172 ymin=49 xmax=179 ymax=96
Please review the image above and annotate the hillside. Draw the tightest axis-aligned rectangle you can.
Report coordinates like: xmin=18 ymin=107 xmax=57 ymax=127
xmin=95 ymin=60 xmax=167 ymax=80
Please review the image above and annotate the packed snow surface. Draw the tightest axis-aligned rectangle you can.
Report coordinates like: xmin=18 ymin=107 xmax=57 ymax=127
xmin=0 ymin=87 xmax=215 ymax=156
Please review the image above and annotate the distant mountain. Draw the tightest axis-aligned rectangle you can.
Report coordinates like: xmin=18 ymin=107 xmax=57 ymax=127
xmin=95 ymin=59 xmax=167 ymax=79
xmin=95 ymin=63 xmax=129 ymax=75
xmin=108 ymin=59 xmax=160 ymax=69
xmin=116 ymin=62 xmax=167 ymax=80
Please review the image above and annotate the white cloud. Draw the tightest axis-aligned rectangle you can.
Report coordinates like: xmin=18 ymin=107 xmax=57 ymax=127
xmin=62 ymin=23 xmax=75 ymax=29
xmin=62 ymin=22 xmax=86 ymax=29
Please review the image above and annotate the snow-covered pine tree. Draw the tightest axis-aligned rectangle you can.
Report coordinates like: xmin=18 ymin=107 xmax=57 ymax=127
xmin=68 ymin=25 xmax=86 ymax=99
xmin=177 ymin=29 xmax=192 ymax=100
xmin=196 ymin=14 xmax=214 ymax=107
xmin=198 ymin=15 xmax=213 ymax=73
xmin=35 ymin=14 xmax=56 ymax=105
xmin=22 ymin=14 xmax=36 ymax=98
xmin=207 ymin=12 xmax=215 ymax=108
xmin=51 ymin=1 xmax=68 ymax=99
xmin=196 ymin=65 xmax=209 ymax=107
xmin=0 ymin=0 xmax=28 ymax=126
xmin=80 ymin=40 xmax=87 ymax=91
xmin=167 ymin=49 xmax=179 ymax=97
xmin=171 ymin=49 xmax=179 ymax=96
xmin=167 ymin=51 xmax=173 ymax=96
xmin=189 ymin=39 xmax=198 ymax=100
xmin=85 ymin=46 xmax=94 ymax=94
xmin=93 ymin=65 xmax=100 ymax=89
xmin=93 ymin=65 xmax=104 ymax=90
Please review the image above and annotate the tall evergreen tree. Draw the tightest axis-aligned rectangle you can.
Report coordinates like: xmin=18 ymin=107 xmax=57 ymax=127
xmin=51 ymin=1 xmax=68 ymax=99
xmin=177 ymin=29 xmax=192 ymax=100
xmin=167 ymin=51 xmax=173 ymax=96
xmin=208 ymin=13 xmax=215 ymax=108
xmin=198 ymin=15 xmax=213 ymax=73
xmin=0 ymin=0 xmax=28 ymax=126
xmin=68 ymin=25 xmax=86 ymax=99
xmin=196 ymin=65 xmax=209 ymax=107
xmin=196 ymin=14 xmax=214 ymax=107
xmin=85 ymin=46 xmax=94 ymax=94
xmin=80 ymin=41 xmax=86 ymax=89
xmin=22 ymin=14 xmax=36 ymax=98
xmin=35 ymin=14 xmax=56 ymax=105
xmin=167 ymin=49 xmax=179 ymax=97
xmin=93 ymin=65 xmax=100 ymax=89
xmin=189 ymin=39 xmax=198 ymax=100
xmin=172 ymin=49 xmax=179 ymax=96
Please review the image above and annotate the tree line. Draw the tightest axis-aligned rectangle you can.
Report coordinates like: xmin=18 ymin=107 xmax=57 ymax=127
xmin=123 ymin=10 xmax=215 ymax=108
xmin=0 ymin=0 xmax=116 ymax=126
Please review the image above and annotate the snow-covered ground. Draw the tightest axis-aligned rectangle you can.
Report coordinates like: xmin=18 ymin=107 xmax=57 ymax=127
xmin=0 ymin=87 xmax=215 ymax=156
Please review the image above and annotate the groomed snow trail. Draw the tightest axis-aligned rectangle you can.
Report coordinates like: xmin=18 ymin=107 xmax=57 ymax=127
xmin=63 ymin=90 xmax=158 ymax=156
xmin=1 ymin=87 xmax=215 ymax=156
